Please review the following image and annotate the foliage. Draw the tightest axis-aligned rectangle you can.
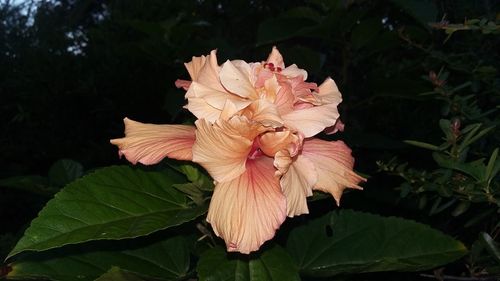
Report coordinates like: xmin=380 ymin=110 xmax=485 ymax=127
xmin=1 ymin=0 xmax=499 ymax=280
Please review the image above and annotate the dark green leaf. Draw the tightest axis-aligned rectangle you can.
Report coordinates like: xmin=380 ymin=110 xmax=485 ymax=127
xmin=480 ymin=232 xmax=500 ymax=264
xmin=404 ymin=140 xmax=440 ymax=151
xmin=197 ymin=245 xmax=300 ymax=281
xmin=95 ymin=267 xmax=145 ymax=281
xmin=287 ymin=210 xmax=467 ymax=277
xmin=7 ymin=166 xmax=207 ymax=259
xmin=7 ymin=235 xmax=191 ymax=281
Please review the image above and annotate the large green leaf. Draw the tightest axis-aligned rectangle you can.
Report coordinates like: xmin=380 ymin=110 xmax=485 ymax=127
xmin=95 ymin=267 xmax=145 ymax=281
xmin=7 ymin=166 xmax=207 ymax=259
xmin=287 ymin=210 xmax=467 ymax=277
xmin=197 ymin=245 xmax=300 ymax=281
xmin=7 ymin=235 xmax=191 ymax=281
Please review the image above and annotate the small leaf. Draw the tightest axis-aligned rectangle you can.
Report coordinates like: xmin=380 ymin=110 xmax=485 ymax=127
xmin=7 ymin=235 xmax=191 ymax=281
xmin=286 ymin=210 xmax=467 ymax=277
xmin=480 ymin=232 xmax=500 ymax=264
xmin=485 ymin=148 xmax=499 ymax=182
xmin=175 ymin=163 xmax=213 ymax=191
xmin=439 ymin=119 xmax=453 ymax=141
xmin=7 ymin=166 xmax=207 ymax=259
xmin=48 ymin=159 xmax=84 ymax=187
xmin=404 ymin=140 xmax=441 ymax=151
xmin=197 ymin=245 xmax=300 ymax=281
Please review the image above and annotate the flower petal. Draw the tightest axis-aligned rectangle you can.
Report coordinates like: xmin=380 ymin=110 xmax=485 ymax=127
xmin=192 ymin=117 xmax=267 ymax=182
xmin=280 ymin=155 xmax=316 ymax=217
xmin=185 ymin=50 xmax=226 ymax=92
xmin=242 ymin=99 xmax=283 ymax=128
xmin=281 ymin=64 xmax=308 ymax=80
xmin=207 ymin=157 xmax=286 ymax=254
xmin=266 ymin=46 xmax=285 ymax=69
xmin=185 ymin=82 xmax=251 ymax=122
xmin=301 ymin=138 xmax=365 ymax=205
xmin=282 ymin=78 xmax=342 ymax=137
xmin=220 ymin=60 xmax=257 ymax=98
xmin=110 ymin=118 xmax=196 ymax=164
xmin=259 ymin=129 xmax=302 ymax=157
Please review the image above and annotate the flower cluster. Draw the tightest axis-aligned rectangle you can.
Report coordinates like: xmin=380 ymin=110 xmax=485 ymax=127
xmin=110 ymin=47 xmax=365 ymax=254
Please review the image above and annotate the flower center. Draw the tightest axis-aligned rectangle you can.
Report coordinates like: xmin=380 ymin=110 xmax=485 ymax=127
xmin=248 ymin=140 xmax=263 ymax=159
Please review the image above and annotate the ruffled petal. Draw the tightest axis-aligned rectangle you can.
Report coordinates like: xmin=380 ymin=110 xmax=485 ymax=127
xmin=242 ymin=99 xmax=283 ymax=128
xmin=280 ymin=155 xmax=316 ymax=217
xmin=185 ymin=50 xmax=226 ymax=92
xmin=280 ymin=64 xmax=308 ymax=80
xmin=220 ymin=60 xmax=257 ymax=98
xmin=110 ymin=118 xmax=196 ymax=164
xmin=185 ymin=82 xmax=251 ymax=122
xmin=301 ymin=139 xmax=365 ymax=205
xmin=259 ymin=129 xmax=302 ymax=157
xmin=192 ymin=117 xmax=267 ymax=182
xmin=207 ymin=157 xmax=286 ymax=254
xmin=282 ymin=78 xmax=342 ymax=137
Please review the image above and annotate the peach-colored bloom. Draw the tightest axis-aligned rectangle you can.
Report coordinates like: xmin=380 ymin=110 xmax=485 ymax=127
xmin=176 ymin=47 xmax=342 ymax=136
xmin=111 ymin=47 xmax=365 ymax=254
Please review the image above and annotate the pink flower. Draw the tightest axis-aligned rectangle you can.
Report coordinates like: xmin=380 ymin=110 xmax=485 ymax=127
xmin=111 ymin=47 xmax=365 ymax=254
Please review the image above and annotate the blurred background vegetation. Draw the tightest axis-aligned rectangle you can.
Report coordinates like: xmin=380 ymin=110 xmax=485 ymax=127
xmin=1 ymin=0 xmax=499 ymax=280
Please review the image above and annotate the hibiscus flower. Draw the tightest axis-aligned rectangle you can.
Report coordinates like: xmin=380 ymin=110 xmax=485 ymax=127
xmin=111 ymin=47 xmax=365 ymax=254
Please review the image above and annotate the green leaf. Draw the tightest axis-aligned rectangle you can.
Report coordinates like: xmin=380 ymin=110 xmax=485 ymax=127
xmin=404 ymin=140 xmax=441 ymax=151
xmin=48 ymin=159 xmax=84 ymax=186
xmin=7 ymin=235 xmax=191 ymax=281
xmin=480 ymin=232 xmax=500 ymax=265
xmin=485 ymin=148 xmax=499 ymax=182
xmin=7 ymin=166 xmax=207 ymax=259
xmin=95 ymin=267 xmax=145 ymax=281
xmin=432 ymin=153 xmax=485 ymax=181
xmin=197 ymin=245 xmax=300 ymax=281
xmin=175 ymin=163 xmax=213 ymax=191
xmin=286 ymin=210 xmax=467 ymax=277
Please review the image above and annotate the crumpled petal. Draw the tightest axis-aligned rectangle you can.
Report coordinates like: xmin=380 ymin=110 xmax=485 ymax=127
xmin=220 ymin=60 xmax=257 ymax=98
xmin=192 ymin=117 xmax=268 ymax=183
xmin=282 ymin=78 xmax=342 ymax=137
xmin=242 ymin=99 xmax=283 ymax=128
xmin=280 ymin=64 xmax=308 ymax=80
xmin=110 ymin=118 xmax=196 ymax=164
xmin=185 ymin=50 xmax=226 ymax=92
xmin=301 ymin=138 xmax=365 ymax=205
xmin=185 ymin=82 xmax=251 ymax=122
xmin=207 ymin=156 xmax=286 ymax=254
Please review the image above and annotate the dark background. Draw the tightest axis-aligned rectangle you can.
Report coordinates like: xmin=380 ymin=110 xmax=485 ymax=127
xmin=1 ymin=0 xmax=499 ymax=279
